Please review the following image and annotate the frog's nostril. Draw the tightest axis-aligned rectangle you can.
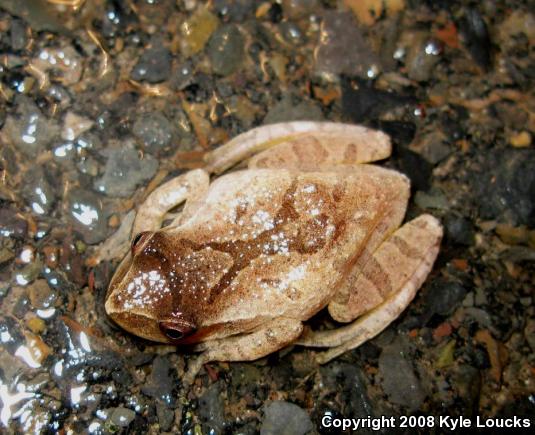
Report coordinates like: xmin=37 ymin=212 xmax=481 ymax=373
xmin=159 ymin=321 xmax=196 ymax=341
xmin=131 ymin=231 xmax=152 ymax=255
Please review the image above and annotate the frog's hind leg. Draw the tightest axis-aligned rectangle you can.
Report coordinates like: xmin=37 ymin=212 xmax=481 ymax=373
xmin=132 ymin=168 xmax=209 ymax=236
xmin=297 ymin=215 xmax=442 ymax=364
xmin=204 ymin=122 xmax=391 ymax=174
xmin=183 ymin=318 xmax=303 ymax=386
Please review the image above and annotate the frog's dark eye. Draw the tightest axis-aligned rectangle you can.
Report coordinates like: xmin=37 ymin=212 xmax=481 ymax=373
xmin=159 ymin=321 xmax=196 ymax=341
xmin=131 ymin=231 xmax=151 ymax=255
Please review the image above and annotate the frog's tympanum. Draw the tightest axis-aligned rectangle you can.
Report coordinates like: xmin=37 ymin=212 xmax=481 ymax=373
xmin=105 ymin=122 xmax=443 ymax=381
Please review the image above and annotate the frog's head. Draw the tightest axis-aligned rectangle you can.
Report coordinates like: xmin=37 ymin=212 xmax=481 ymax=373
xmin=105 ymin=231 xmax=198 ymax=344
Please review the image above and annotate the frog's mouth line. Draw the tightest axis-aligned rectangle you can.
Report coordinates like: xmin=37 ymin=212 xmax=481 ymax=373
xmin=105 ymin=251 xmax=133 ymax=311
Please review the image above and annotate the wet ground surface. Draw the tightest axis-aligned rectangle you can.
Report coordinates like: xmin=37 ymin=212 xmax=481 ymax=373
xmin=0 ymin=0 xmax=534 ymax=433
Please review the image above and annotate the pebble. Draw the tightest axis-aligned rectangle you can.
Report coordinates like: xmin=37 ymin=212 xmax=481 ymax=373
xmin=65 ymin=188 xmax=108 ymax=244
xmin=32 ymin=45 xmax=83 ymax=85
xmin=110 ymin=407 xmax=136 ymax=427
xmin=444 ymin=215 xmax=475 ymax=246
xmin=378 ymin=338 xmax=425 ymax=411
xmin=131 ymin=46 xmax=172 ymax=84
xmin=260 ymin=401 xmax=313 ymax=435
xmin=180 ymin=8 xmax=219 ymax=57
xmin=156 ymin=403 xmax=175 ymax=432
xmin=133 ymin=112 xmax=174 ymax=152
xmin=21 ymin=166 xmax=56 ymax=215
xmin=10 ymin=18 xmax=27 ymax=51
xmin=509 ymin=131 xmax=531 ymax=148
xmin=27 ymin=279 xmax=57 ymax=310
xmin=0 ymin=205 xmax=28 ymax=238
xmin=61 ymin=112 xmax=94 ymax=141
xmin=140 ymin=356 xmax=176 ymax=407
xmin=198 ymin=382 xmax=225 ymax=433
xmin=314 ymin=11 xmax=380 ymax=79
xmin=414 ymin=188 xmax=449 ymax=210
xmin=458 ymin=8 xmax=491 ymax=70
xmin=281 ymin=0 xmax=320 ymax=20
xmin=404 ymin=35 xmax=442 ymax=82
xmin=207 ymin=25 xmax=245 ymax=76
xmin=473 ymin=149 xmax=535 ymax=226
xmin=321 ymin=363 xmax=375 ymax=418
xmin=93 ymin=145 xmax=158 ymax=198
xmin=425 ymin=279 xmax=467 ymax=317
xmin=1 ymin=96 xmax=59 ymax=157
xmin=264 ymin=95 xmax=323 ymax=124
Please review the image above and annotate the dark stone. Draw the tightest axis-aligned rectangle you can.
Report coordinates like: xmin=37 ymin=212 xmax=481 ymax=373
xmin=198 ymin=381 xmax=226 ymax=433
xmin=65 ymin=188 xmax=108 ymax=245
xmin=131 ymin=46 xmax=173 ymax=83
xmin=0 ymin=205 xmax=28 ymax=239
xmin=10 ymin=18 xmax=27 ymax=51
xmin=141 ymin=356 xmax=177 ymax=407
xmin=261 ymin=401 xmax=313 ymax=435
xmin=473 ymin=149 xmax=535 ymax=226
xmin=424 ymin=279 xmax=467 ymax=318
xmin=207 ymin=25 xmax=245 ymax=76
xmin=341 ymin=78 xmax=416 ymax=123
xmin=444 ymin=215 xmax=475 ymax=246
xmin=378 ymin=338 xmax=425 ymax=411
xmin=395 ymin=148 xmax=433 ymax=191
xmin=458 ymin=8 xmax=492 ymax=70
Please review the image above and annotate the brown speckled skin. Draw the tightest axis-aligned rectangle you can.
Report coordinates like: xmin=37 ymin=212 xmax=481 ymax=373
xmin=105 ymin=122 xmax=442 ymax=370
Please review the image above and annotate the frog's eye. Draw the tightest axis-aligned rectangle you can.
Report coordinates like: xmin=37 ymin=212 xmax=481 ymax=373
xmin=159 ymin=321 xmax=196 ymax=341
xmin=131 ymin=231 xmax=151 ymax=256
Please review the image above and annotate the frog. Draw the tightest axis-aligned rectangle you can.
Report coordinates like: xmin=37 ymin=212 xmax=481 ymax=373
xmin=104 ymin=121 xmax=443 ymax=382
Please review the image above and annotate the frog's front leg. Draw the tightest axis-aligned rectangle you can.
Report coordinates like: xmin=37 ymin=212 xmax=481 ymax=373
xmin=297 ymin=215 xmax=442 ymax=364
xmin=204 ymin=121 xmax=391 ymax=174
xmin=132 ymin=168 xmax=209 ymax=236
xmin=182 ymin=318 xmax=303 ymax=386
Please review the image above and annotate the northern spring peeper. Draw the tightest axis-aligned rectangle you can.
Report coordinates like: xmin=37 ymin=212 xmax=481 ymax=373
xmin=104 ymin=122 xmax=443 ymax=381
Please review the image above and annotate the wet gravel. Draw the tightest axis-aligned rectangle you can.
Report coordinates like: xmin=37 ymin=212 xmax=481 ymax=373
xmin=0 ymin=0 xmax=534 ymax=433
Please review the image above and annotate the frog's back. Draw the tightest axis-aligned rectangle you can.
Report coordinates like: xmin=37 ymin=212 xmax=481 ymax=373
xmin=170 ymin=166 xmax=409 ymax=327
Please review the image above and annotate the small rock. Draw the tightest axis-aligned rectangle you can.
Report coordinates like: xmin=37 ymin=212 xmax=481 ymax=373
xmin=403 ymin=34 xmax=442 ymax=82
xmin=1 ymin=96 xmax=59 ymax=157
xmin=378 ymin=337 xmax=425 ymax=411
xmin=133 ymin=112 xmax=174 ymax=152
xmin=524 ymin=319 xmax=535 ymax=352
xmin=93 ymin=144 xmax=158 ymax=197
xmin=32 ymin=45 xmax=83 ymax=85
xmin=458 ymin=8 xmax=492 ymax=70
xmin=198 ymin=382 xmax=225 ymax=434
xmin=264 ymin=95 xmax=323 ymax=124
xmin=66 ymin=188 xmax=108 ymax=244
xmin=61 ymin=112 xmax=94 ymax=141
xmin=314 ymin=11 xmax=380 ymax=79
xmin=425 ymin=279 xmax=467 ymax=317
xmin=509 ymin=131 xmax=531 ymax=148
xmin=473 ymin=149 xmax=535 ymax=226
xmin=414 ymin=188 xmax=449 ymax=210
xmin=110 ymin=407 xmax=136 ymax=428
xmin=444 ymin=215 xmax=475 ymax=246
xmin=27 ymin=279 xmax=57 ymax=310
xmin=260 ymin=401 xmax=313 ymax=435
xmin=207 ymin=25 xmax=245 ymax=76
xmin=141 ymin=356 xmax=176 ymax=407
xmin=279 ymin=21 xmax=305 ymax=46
xmin=180 ymin=8 xmax=219 ymax=57
xmin=21 ymin=166 xmax=56 ymax=215
xmin=156 ymin=403 xmax=174 ymax=432
xmin=412 ymin=130 xmax=451 ymax=164
xmin=131 ymin=46 xmax=172 ymax=84
xmin=10 ymin=18 xmax=27 ymax=51
xmin=0 ymin=205 xmax=28 ymax=239
xmin=281 ymin=0 xmax=320 ymax=20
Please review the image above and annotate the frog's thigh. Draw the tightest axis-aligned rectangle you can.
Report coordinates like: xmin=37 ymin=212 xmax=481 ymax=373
xmin=132 ymin=169 xmax=209 ymax=235
xmin=185 ymin=318 xmax=302 ymax=384
xmin=204 ymin=122 xmax=390 ymax=174
xmin=297 ymin=215 xmax=442 ymax=363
